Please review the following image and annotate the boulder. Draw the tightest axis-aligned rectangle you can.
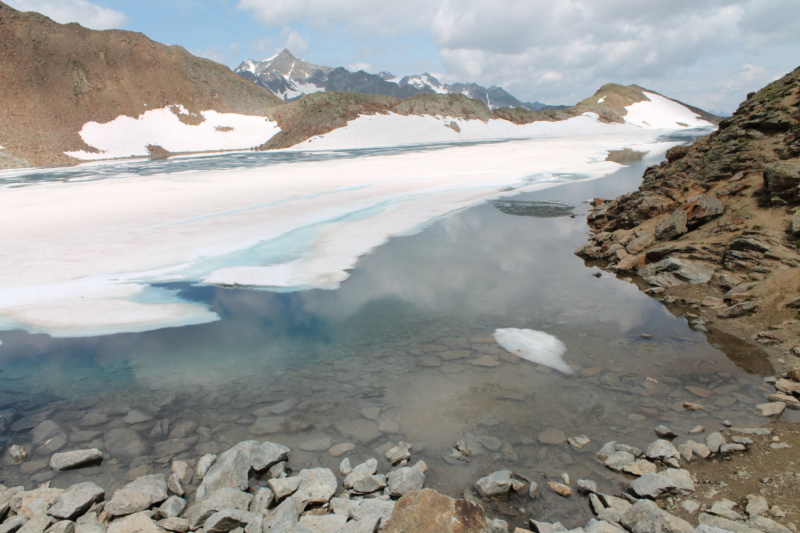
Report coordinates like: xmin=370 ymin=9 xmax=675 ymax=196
xmin=154 ymin=496 xmax=185 ymax=520
xmin=655 ymin=210 xmax=688 ymax=241
xmin=106 ymin=512 xmax=162 ymax=533
xmin=184 ymin=488 xmax=253 ymax=530
xmin=295 ymin=468 xmax=337 ymax=508
xmin=474 ymin=470 xmax=513 ymax=497
xmin=203 ymin=510 xmax=256 ymax=533
xmin=48 ymin=483 xmax=105 ymax=520
xmin=386 ymin=467 xmax=425 ymax=498
xmin=621 ymin=499 xmax=693 ymax=533
xmin=250 ymin=487 xmax=274 ymax=514
xmin=684 ymin=195 xmax=725 ymax=228
xmin=764 ymin=163 xmax=800 ymax=203
xmin=381 ymin=489 xmax=493 ymax=533
xmin=17 ymin=515 xmax=53 ymax=533
xmin=46 ymin=522 xmax=75 ymax=533
xmin=662 ymin=469 xmax=694 ymax=491
xmin=50 ymin=450 xmax=104 ymax=472
xmin=630 ymin=474 xmax=678 ymax=499
xmin=262 ymin=496 xmax=299 ymax=531
xmin=196 ymin=441 xmax=258 ymax=500
xmin=105 ymin=475 xmax=168 ymax=517
xmin=156 ymin=517 xmax=189 ymax=533
xmin=267 ymin=477 xmax=301 ymax=500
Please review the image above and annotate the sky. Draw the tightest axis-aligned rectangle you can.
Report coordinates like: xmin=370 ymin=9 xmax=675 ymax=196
xmin=6 ymin=0 xmax=800 ymax=114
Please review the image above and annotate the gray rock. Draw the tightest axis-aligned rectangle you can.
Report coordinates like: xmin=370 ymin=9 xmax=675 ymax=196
xmin=249 ymin=487 xmax=274 ymax=514
xmin=621 ymin=499 xmax=693 ymax=533
xmin=8 ymin=445 xmax=28 ymax=463
xmin=156 ymin=517 xmax=188 ymax=533
xmin=645 ymin=440 xmax=679 ymax=461
xmin=681 ymin=501 xmax=700 ymax=514
xmin=654 ymin=426 xmax=678 ymax=439
xmin=74 ymin=514 xmax=105 ymax=533
xmin=295 ymin=468 xmax=337 ymax=509
xmin=18 ymin=515 xmax=54 ymax=533
xmin=755 ymin=403 xmax=785 ymax=417
xmin=585 ymin=519 xmax=626 ymax=533
xmin=384 ymin=442 xmax=412 ymax=465
xmin=488 ymin=518 xmax=509 ymax=533
xmin=168 ymin=422 xmax=197 ymax=440
xmin=330 ymin=498 xmax=395 ymax=522
xmin=663 ymin=469 xmax=695 ymax=492
xmin=474 ymin=470 xmax=513 ymax=497
xmin=250 ymin=441 xmax=290 ymax=472
xmin=154 ymin=496 xmax=185 ymax=519
xmin=299 ymin=437 xmax=332 ymax=452
xmin=595 ymin=442 xmax=618 ymax=462
xmin=47 ymin=521 xmax=75 ymax=533
xmin=79 ymin=414 xmax=108 ymax=428
xmin=262 ymin=496 xmax=299 ymax=531
xmin=568 ymin=435 xmax=591 ymax=449
xmin=104 ymin=474 xmax=168 ymax=517
xmin=103 ymin=429 xmax=149 ymax=464
xmin=720 ymin=443 xmax=746 ymax=454
xmin=695 ymin=526 xmax=731 ymax=533
xmin=31 ymin=421 xmax=64 ymax=447
xmin=698 ymin=514 xmax=762 ymax=533
xmin=170 ymin=462 xmax=192 ymax=486
xmin=655 ymin=209 xmax=688 ymax=241
xmin=339 ymin=458 xmax=353 ymax=477
xmin=746 ymin=516 xmax=791 ymax=533
xmin=0 ymin=517 xmax=28 ymax=533
xmin=706 ymin=433 xmax=727 ymax=454
xmin=603 ymin=451 xmax=635 ymax=471
xmin=105 ymin=513 xmax=160 ymax=533
xmin=298 ymin=515 xmax=348 ymax=533
xmin=577 ymin=480 xmax=598 ymax=494
xmin=196 ymin=454 xmax=216 ymax=480
xmin=745 ymin=496 xmax=769 ymax=516
xmin=343 ymin=459 xmax=378 ymax=490
xmin=708 ymin=500 xmax=742 ymax=521
xmin=166 ymin=475 xmax=183 ymax=497
xmin=386 ymin=467 xmax=425 ymax=497
xmin=631 ymin=473 xmax=679 ymax=499
xmin=196 ymin=441 xmax=259 ymax=500
xmin=268 ymin=477 xmax=301 ymax=500
xmin=351 ymin=474 xmax=386 ymax=494
xmin=204 ymin=510 xmax=256 ymax=533
xmin=48 ymin=483 xmax=105 ymax=520
xmin=123 ymin=411 xmax=153 ymax=425
xmin=530 ymin=521 xmax=567 ymax=533
xmin=185 ymin=488 xmax=253 ymax=530
xmin=50 ymin=450 xmax=104 ymax=472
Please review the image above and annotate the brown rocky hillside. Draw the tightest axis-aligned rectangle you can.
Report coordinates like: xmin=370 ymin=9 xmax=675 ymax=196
xmin=0 ymin=1 xmax=284 ymax=168
xmin=576 ymin=66 xmax=800 ymax=372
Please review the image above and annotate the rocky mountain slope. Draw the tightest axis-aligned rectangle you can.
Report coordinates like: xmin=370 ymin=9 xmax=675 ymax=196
xmin=235 ymin=49 xmax=559 ymax=111
xmin=0 ymin=1 xmax=283 ymax=168
xmin=576 ymin=66 xmax=800 ymax=371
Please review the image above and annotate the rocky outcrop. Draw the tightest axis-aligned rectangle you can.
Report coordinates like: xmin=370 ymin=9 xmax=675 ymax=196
xmin=576 ymin=65 xmax=800 ymax=366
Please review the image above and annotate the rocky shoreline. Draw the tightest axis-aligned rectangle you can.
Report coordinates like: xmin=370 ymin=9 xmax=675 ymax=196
xmin=575 ymin=66 xmax=800 ymax=376
xmin=1 ymin=368 xmax=798 ymax=533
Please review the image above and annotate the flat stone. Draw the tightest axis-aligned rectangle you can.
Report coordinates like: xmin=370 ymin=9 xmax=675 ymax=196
xmin=681 ymin=500 xmax=700 ymax=514
xmin=720 ymin=443 xmax=746 ymax=453
xmin=440 ymin=350 xmax=471 ymax=361
xmin=577 ymin=480 xmax=598 ymax=494
xmin=441 ymin=363 xmax=465 ymax=374
xmin=298 ymin=514 xmax=348 ymax=533
xmin=529 ymin=520 xmax=567 ymax=533
xmin=746 ymin=495 xmax=769 ymax=516
xmin=299 ymin=436 xmax=332 ymax=452
xmin=47 ymin=521 xmax=75 ymax=533
xmin=267 ymin=399 xmax=298 ymax=415
xmin=476 ymin=436 xmax=502 ymax=452
xmin=378 ymin=420 xmax=401 ymax=434
xmin=105 ymin=474 xmax=168 ymax=517
xmin=604 ymin=451 xmax=636 ymax=471
xmin=699 ymin=514 xmax=762 ymax=533
xmin=568 ymin=435 xmax=591 ymax=449
xmin=471 ymin=355 xmax=501 ymax=367
xmin=31 ymin=421 xmax=65 ymax=446
xmin=585 ymin=519 xmax=625 ymax=533
xmin=746 ymin=515 xmax=792 ymax=533
xmin=168 ymin=422 xmax=197 ymax=439
xmin=50 ymin=450 xmax=104 ymax=471
xmin=329 ymin=443 xmax=356 ymax=457
xmin=538 ymin=429 xmax=566 ymax=445
xmin=630 ymin=473 xmax=678 ymax=499
xmin=247 ymin=417 xmax=285 ymax=435
xmin=268 ymin=477 xmax=301 ymax=500
xmin=251 ymin=441 xmax=290 ymax=471
xmin=708 ymin=500 xmax=742 ymax=521
xmin=474 ymin=470 xmax=513 ymax=497
xmin=756 ymin=403 xmax=785 ymax=417
xmin=361 ymin=407 xmax=380 ymax=420
xmin=123 ymin=411 xmax=153 ymax=425
xmin=417 ymin=356 xmax=442 ymax=367
xmin=262 ymin=496 xmax=299 ymax=531
xmin=706 ymin=433 xmax=726 ymax=454
xmin=0 ymin=517 xmax=28 ymax=533
xmin=295 ymin=468 xmax=337 ymax=509
xmin=48 ymin=483 xmax=105 ymax=520
xmin=157 ymin=517 xmax=189 ymax=533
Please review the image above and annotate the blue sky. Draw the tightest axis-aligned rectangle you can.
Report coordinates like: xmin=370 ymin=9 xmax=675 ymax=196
xmin=7 ymin=0 xmax=800 ymax=113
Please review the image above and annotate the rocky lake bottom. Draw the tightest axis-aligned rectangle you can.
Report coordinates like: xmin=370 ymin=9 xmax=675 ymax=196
xmin=0 ymin=149 xmax=795 ymax=530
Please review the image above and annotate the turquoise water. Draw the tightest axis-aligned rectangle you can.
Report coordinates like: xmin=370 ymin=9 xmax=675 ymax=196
xmin=0 ymin=140 xmax=777 ymax=529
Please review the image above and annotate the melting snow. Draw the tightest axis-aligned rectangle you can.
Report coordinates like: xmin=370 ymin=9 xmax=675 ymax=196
xmin=624 ymin=92 xmax=712 ymax=129
xmin=493 ymin=328 xmax=572 ymax=374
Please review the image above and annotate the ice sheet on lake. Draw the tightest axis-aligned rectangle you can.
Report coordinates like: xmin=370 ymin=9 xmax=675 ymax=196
xmin=493 ymin=328 xmax=572 ymax=374
xmin=0 ymin=131 xmax=682 ymax=337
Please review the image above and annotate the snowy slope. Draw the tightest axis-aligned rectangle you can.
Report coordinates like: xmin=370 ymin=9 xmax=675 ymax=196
xmin=623 ymin=91 xmax=712 ymax=129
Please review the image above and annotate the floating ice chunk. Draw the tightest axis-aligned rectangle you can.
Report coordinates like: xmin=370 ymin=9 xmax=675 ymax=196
xmin=493 ymin=328 xmax=572 ymax=374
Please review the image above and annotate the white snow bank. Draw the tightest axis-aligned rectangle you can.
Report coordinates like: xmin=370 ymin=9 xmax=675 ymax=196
xmin=493 ymin=328 xmax=572 ymax=374
xmin=598 ymin=96 xmax=606 ymax=104
xmin=1 ymin=131 xmax=676 ymax=337
xmin=624 ymin=92 xmax=712 ymax=129
xmin=66 ymin=106 xmax=281 ymax=160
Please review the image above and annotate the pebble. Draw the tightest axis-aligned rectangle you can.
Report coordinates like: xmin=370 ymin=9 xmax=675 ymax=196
xmin=547 ymin=482 xmax=572 ymax=497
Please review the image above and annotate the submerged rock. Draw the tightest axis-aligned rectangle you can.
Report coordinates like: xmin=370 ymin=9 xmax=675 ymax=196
xmin=50 ymin=449 xmax=104 ymax=472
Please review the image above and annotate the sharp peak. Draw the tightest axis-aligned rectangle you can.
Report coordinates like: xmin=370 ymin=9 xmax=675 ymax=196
xmin=276 ymin=49 xmax=297 ymax=60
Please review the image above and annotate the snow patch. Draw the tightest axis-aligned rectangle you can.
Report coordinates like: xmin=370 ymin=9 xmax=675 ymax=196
xmin=493 ymin=328 xmax=572 ymax=374
xmin=598 ymin=96 xmax=606 ymax=103
xmin=65 ymin=106 xmax=281 ymax=160
xmin=624 ymin=92 xmax=712 ymax=129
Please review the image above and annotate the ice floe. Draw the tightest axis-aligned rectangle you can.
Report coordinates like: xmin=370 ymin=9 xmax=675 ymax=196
xmin=493 ymin=328 xmax=572 ymax=374
xmin=0 ymin=130 xmax=682 ymax=337
xmin=65 ymin=106 xmax=281 ymax=160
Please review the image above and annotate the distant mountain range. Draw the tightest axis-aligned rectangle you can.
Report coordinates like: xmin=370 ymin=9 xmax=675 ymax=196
xmin=235 ymin=50 xmax=563 ymax=112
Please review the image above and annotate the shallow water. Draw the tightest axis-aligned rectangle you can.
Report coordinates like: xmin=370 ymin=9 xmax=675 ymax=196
xmin=0 ymin=143 xmax=778 ymax=529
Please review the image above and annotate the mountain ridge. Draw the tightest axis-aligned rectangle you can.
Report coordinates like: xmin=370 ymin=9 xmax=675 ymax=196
xmin=234 ymin=49 xmax=564 ymax=112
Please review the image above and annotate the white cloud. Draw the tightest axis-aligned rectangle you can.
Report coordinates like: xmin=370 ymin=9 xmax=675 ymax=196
xmin=237 ymin=0 xmax=800 ymax=112
xmin=7 ymin=0 xmax=128 ymax=30
xmin=277 ymin=27 xmax=309 ymax=56
xmin=193 ymin=46 xmax=231 ymax=66
xmin=348 ymin=62 xmax=373 ymax=72
xmin=249 ymin=37 xmax=273 ymax=59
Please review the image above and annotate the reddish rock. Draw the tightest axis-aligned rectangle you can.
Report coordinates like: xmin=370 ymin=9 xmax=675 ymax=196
xmin=547 ymin=482 xmax=572 ymax=497
xmin=381 ymin=489 xmax=493 ymax=533
xmin=786 ymin=368 xmax=800 ymax=382
xmin=616 ymin=253 xmax=645 ymax=272
xmin=684 ymin=194 xmax=725 ymax=228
